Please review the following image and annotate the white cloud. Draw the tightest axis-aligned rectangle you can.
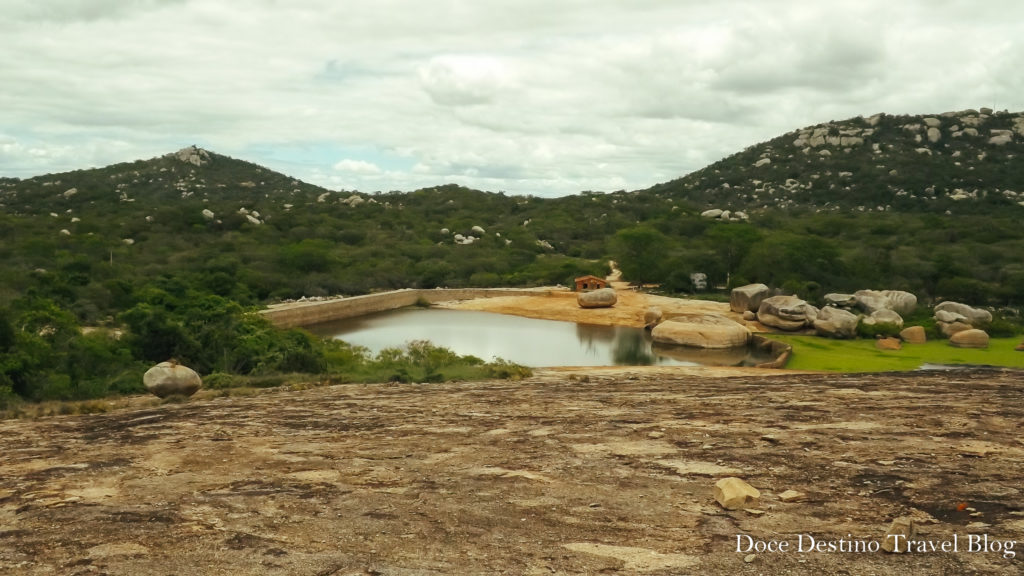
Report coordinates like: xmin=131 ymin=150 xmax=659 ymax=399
xmin=333 ymin=159 xmax=382 ymax=174
xmin=1 ymin=0 xmax=1023 ymax=196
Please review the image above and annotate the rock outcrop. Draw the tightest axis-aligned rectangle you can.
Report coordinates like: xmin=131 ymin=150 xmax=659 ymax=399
xmin=577 ymin=288 xmax=617 ymax=309
xmin=757 ymin=296 xmax=818 ymax=331
xmin=651 ymin=315 xmax=751 ymax=349
xmin=949 ymin=329 xmax=989 ymax=349
xmin=813 ymin=306 xmax=859 ymax=339
xmin=730 ymin=283 xmax=769 ymax=314
xmin=934 ymin=302 xmax=992 ymax=327
xmin=853 ymin=290 xmax=917 ymax=316
xmin=143 ymin=361 xmax=202 ymax=398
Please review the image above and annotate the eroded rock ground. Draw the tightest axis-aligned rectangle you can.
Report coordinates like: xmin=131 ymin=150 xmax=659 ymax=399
xmin=2 ymin=367 xmax=1024 ymax=575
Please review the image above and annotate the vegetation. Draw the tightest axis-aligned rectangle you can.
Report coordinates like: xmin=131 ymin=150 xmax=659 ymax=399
xmin=768 ymin=335 xmax=1024 ymax=372
xmin=2 ymin=109 xmax=1023 ymax=407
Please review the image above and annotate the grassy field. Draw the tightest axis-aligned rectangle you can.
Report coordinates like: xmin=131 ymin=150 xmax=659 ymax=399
xmin=767 ymin=334 xmax=1024 ymax=372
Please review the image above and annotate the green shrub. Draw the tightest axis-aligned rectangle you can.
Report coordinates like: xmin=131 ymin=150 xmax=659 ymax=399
xmin=203 ymin=372 xmax=241 ymax=390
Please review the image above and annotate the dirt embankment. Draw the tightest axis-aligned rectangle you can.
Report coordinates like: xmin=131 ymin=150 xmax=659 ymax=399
xmin=3 ymin=368 xmax=1024 ymax=575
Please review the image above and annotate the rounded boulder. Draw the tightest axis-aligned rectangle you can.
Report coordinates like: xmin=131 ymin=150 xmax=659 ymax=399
xmin=577 ymin=288 xmax=617 ymax=309
xmin=143 ymin=361 xmax=202 ymax=398
xmin=949 ymin=329 xmax=989 ymax=349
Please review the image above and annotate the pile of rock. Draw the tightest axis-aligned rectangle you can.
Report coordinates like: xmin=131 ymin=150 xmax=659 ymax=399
xmin=932 ymin=301 xmax=992 ymax=348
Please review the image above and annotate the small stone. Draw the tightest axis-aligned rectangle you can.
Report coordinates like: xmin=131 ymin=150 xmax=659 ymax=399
xmin=881 ymin=517 xmax=916 ymax=553
xmin=876 ymin=460 xmax=896 ymax=466
xmin=744 ymin=554 xmax=756 ymax=563
xmin=713 ymin=477 xmax=761 ymax=510
xmin=967 ymin=522 xmax=992 ymax=532
xmin=647 ymin=431 xmax=665 ymax=439
xmin=778 ymin=490 xmax=806 ymax=503
xmin=588 ymin=502 xmax=601 ymax=508
xmin=744 ymin=508 xmax=766 ymax=516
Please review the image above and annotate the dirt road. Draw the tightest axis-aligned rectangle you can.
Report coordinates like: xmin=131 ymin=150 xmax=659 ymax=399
xmin=3 ymin=367 xmax=1024 ymax=575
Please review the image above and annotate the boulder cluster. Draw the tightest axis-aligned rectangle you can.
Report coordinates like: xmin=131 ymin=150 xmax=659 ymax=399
xmin=728 ymin=284 xmax=994 ymax=348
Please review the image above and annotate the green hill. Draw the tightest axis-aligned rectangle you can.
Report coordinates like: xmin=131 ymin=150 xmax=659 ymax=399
xmin=1 ymin=109 xmax=1023 ymax=407
xmin=645 ymin=108 xmax=1024 ymax=215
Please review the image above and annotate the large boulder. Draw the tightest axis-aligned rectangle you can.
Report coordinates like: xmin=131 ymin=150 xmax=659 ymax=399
xmin=577 ymin=288 xmax=617 ymax=309
xmin=651 ymin=315 xmax=751 ymax=349
xmin=143 ymin=361 xmax=202 ymax=398
xmin=813 ymin=307 xmax=859 ymax=339
xmin=934 ymin=302 xmax=992 ymax=327
xmin=853 ymin=290 xmax=918 ymax=316
xmin=949 ymin=329 xmax=989 ymax=349
xmin=730 ymin=283 xmax=769 ymax=314
xmin=757 ymin=296 xmax=819 ymax=331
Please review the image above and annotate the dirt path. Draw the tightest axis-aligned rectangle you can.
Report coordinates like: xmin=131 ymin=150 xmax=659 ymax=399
xmin=2 ymin=368 xmax=1024 ymax=575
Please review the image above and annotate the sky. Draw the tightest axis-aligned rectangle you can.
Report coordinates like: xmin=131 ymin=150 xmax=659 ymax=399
xmin=2 ymin=1 xmax=1022 ymax=197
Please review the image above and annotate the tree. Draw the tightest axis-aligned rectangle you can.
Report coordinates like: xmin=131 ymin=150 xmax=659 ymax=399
xmin=611 ymin=226 xmax=670 ymax=285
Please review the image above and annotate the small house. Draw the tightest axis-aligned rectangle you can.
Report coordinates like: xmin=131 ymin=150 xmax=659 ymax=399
xmin=575 ymin=275 xmax=608 ymax=292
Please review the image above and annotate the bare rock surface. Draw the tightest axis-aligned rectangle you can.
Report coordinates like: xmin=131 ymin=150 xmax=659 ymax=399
xmin=3 ymin=368 xmax=1024 ymax=574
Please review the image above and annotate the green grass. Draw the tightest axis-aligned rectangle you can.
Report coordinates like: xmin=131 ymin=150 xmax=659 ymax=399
xmin=767 ymin=335 xmax=1024 ymax=372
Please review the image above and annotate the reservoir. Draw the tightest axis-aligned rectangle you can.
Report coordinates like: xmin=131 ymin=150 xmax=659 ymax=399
xmin=306 ymin=307 xmax=773 ymax=367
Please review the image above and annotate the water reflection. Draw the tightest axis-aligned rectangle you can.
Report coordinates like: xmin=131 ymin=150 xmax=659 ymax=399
xmin=305 ymin=307 xmax=763 ymax=368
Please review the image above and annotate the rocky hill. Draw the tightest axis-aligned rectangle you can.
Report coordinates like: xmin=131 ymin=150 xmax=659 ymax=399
xmin=645 ymin=108 xmax=1024 ymax=216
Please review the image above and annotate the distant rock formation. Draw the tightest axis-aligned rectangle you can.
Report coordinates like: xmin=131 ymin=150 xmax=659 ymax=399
xmin=170 ymin=145 xmax=210 ymax=167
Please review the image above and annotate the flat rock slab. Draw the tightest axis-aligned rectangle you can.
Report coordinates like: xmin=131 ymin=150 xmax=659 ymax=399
xmin=2 ymin=368 xmax=1024 ymax=574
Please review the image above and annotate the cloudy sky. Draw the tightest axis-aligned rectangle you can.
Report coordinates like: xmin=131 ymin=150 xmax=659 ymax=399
xmin=2 ymin=1 xmax=1022 ymax=197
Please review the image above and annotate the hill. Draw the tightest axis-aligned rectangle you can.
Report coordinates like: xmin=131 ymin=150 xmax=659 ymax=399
xmin=1 ymin=111 xmax=1023 ymax=406
xmin=644 ymin=108 xmax=1024 ymax=215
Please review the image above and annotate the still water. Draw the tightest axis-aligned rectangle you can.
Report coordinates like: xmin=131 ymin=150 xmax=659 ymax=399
xmin=306 ymin=308 xmax=770 ymax=368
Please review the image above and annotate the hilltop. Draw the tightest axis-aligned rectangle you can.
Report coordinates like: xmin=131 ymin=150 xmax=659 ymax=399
xmin=645 ymin=108 xmax=1024 ymax=215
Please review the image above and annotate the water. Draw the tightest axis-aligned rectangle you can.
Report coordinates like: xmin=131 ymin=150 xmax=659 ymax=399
xmin=306 ymin=307 xmax=771 ymax=368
